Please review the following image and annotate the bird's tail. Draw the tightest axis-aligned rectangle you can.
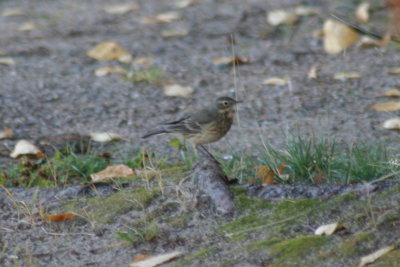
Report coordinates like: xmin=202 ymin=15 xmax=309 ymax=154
xmin=142 ymin=129 xmax=167 ymax=139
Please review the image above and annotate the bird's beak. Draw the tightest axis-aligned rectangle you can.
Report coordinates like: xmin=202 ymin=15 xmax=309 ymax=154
xmin=235 ymin=100 xmax=243 ymax=104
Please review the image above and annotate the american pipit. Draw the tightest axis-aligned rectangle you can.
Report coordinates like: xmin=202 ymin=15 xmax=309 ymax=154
xmin=142 ymin=96 xmax=241 ymax=155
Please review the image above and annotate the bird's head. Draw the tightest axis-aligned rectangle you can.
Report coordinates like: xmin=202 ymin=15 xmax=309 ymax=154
xmin=215 ymin=96 xmax=242 ymax=112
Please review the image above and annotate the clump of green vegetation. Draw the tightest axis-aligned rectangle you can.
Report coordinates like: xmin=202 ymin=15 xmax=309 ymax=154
xmin=117 ymin=219 xmax=160 ymax=245
xmin=0 ymin=151 xmax=107 ymax=187
xmin=219 ymin=136 xmax=399 ymax=184
xmin=126 ymin=67 xmax=163 ymax=84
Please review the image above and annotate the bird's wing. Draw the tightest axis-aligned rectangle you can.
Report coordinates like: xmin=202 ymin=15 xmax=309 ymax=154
xmin=162 ymin=108 xmax=217 ymax=134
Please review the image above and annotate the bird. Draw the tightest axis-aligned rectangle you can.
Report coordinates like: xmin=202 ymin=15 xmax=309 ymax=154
xmin=142 ymin=96 xmax=241 ymax=156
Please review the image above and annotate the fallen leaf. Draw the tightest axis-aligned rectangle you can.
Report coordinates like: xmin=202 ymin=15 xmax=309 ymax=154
xmin=10 ymin=140 xmax=42 ymax=158
xmin=308 ymin=64 xmax=318 ymax=79
xmin=46 ymin=213 xmax=77 ymax=222
xmin=175 ymin=0 xmax=195 ymax=8
xmin=0 ymin=127 xmax=13 ymax=139
xmin=86 ymin=42 xmax=132 ymax=63
xmin=382 ymin=118 xmax=400 ymax=130
xmin=0 ymin=57 xmax=16 ymax=65
xmin=18 ymin=22 xmax=37 ymax=31
xmin=370 ymin=101 xmax=400 ymax=112
xmin=267 ymin=9 xmax=299 ymax=26
xmin=323 ymin=19 xmax=359 ymax=54
xmin=1 ymin=8 xmax=24 ymax=17
xmin=161 ymin=26 xmax=190 ymax=37
xmin=294 ymin=6 xmax=320 ymax=16
xmin=359 ymin=36 xmax=387 ymax=47
xmin=212 ymin=56 xmax=249 ymax=67
xmin=144 ymin=11 xmax=181 ymax=23
xmin=359 ymin=246 xmax=394 ymax=267
xmin=333 ymin=72 xmax=361 ymax=80
xmin=257 ymin=165 xmax=275 ymax=184
xmin=388 ymin=68 xmax=400 ymax=74
xmin=356 ymin=2 xmax=370 ymax=22
xmin=315 ymin=222 xmax=345 ymax=236
xmin=103 ymin=3 xmax=139 ymax=14
xmin=90 ymin=132 xmax=125 ymax=142
xmin=91 ymin=164 xmax=135 ymax=182
xmin=131 ymin=254 xmax=149 ymax=262
xmin=262 ymin=77 xmax=288 ymax=86
xmin=379 ymin=88 xmax=400 ymax=97
xmin=163 ymin=84 xmax=194 ymax=97
xmin=129 ymin=251 xmax=183 ymax=267
xmin=95 ymin=65 xmax=127 ymax=77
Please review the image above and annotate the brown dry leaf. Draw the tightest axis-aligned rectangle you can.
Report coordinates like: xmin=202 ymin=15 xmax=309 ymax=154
xmin=163 ymin=84 xmax=194 ymax=97
xmin=356 ymin=2 xmax=370 ymax=22
xmin=1 ymin=8 xmax=24 ymax=17
xmin=46 ymin=213 xmax=77 ymax=222
xmin=388 ymin=68 xmax=400 ymax=74
xmin=175 ymin=0 xmax=195 ymax=8
xmin=131 ymin=254 xmax=149 ymax=263
xmin=358 ymin=246 xmax=394 ymax=267
xmin=0 ymin=57 xmax=16 ymax=65
xmin=382 ymin=118 xmax=400 ymax=130
xmin=103 ymin=3 xmax=139 ymax=14
xmin=90 ymin=132 xmax=126 ymax=142
xmin=0 ymin=127 xmax=13 ymax=139
xmin=86 ymin=42 xmax=132 ymax=63
xmin=257 ymin=165 xmax=275 ymax=184
xmin=132 ymin=57 xmax=154 ymax=67
xmin=370 ymin=101 xmax=400 ymax=112
xmin=91 ymin=164 xmax=135 ymax=182
xmin=267 ymin=9 xmax=299 ymax=26
xmin=315 ymin=222 xmax=345 ymax=236
xmin=129 ymin=251 xmax=183 ymax=267
xmin=323 ymin=19 xmax=359 ymax=54
xmin=294 ymin=6 xmax=320 ymax=16
xmin=161 ymin=26 xmax=189 ymax=37
xmin=18 ymin=22 xmax=37 ymax=31
xmin=212 ymin=56 xmax=249 ymax=67
xmin=380 ymin=88 xmax=400 ymax=97
xmin=333 ymin=72 xmax=362 ymax=80
xmin=308 ymin=64 xmax=318 ymax=79
xmin=95 ymin=65 xmax=127 ymax=77
xmin=262 ymin=77 xmax=288 ymax=86
xmin=10 ymin=140 xmax=42 ymax=158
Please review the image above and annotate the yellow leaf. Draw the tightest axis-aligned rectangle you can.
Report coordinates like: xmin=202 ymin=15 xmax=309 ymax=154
xmin=161 ymin=26 xmax=189 ymax=37
xmin=370 ymin=101 xmax=400 ymax=112
xmin=144 ymin=11 xmax=182 ymax=24
xmin=380 ymin=88 xmax=400 ymax=97
xmin=358 ymin=246 xmax=394 ymax=267
xmin=90 ymin=132 xmax=126 ymax=142
xmin=91 ymin=164 xmax=135 ymax=182
xmin=0 ymin=57 xmax=16 ymax=65
xmin=323 ymin=20 xmax=359 ymax=54
xmin=333 ymin=72 xmax=361 ymax=80
xmin=267 ymin=9 xmax=298 ymax=26
xmin=103 ymin=4 xmax=139 ymax=14
xmin=294 ymin=6 xmax=320 ymax=16
xmin=86 ymin=42 xmax=132 ymax=63
xmin=10 ymin=140 xmax=42 ymax=158
xmin=94 ymin=66 xmax=127 ymax=77
xmin=262 ymin=77 xmax=288 ymax=86
xmin=18 ymin=22 xmax=37 ymax=31
xmin=382 ymin=118 xmax=400 ymax=130
xmin=1 ymin=8 xmax=24 ymax=17
xmin=356 ymin=2 xmax=369 ymax=23
xmin=163 ymin=84 xmax=194 ymax=97
xmin=129 ymin=251 xmax=183 ymax=267
xmin=0 ymin=127 xmax=13 ymax=139
xmin=315 ymin=222 xmax=345 ymax=236
xmin=175 ymin=0 xmax=195 ymax=8
xmin=388 ymin=68 xmax=400 ymax=74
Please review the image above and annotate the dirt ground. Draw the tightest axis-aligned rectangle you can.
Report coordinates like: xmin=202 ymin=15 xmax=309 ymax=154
xmin=1 ymin=0 xmax=400 ymax=266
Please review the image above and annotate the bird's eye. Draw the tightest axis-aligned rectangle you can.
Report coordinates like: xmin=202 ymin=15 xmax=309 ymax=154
xmin=223 ymin=101 xmax=228 ymax=106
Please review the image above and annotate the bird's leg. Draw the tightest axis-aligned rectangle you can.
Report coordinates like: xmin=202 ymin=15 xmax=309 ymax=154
xmin=197 ymin=145 xmax=220 ymax=165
